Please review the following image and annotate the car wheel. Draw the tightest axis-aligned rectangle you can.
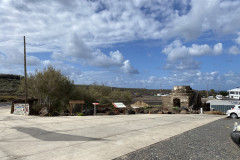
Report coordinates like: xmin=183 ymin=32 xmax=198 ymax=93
xmin=231 ymin=113 xmax=238 ymax=119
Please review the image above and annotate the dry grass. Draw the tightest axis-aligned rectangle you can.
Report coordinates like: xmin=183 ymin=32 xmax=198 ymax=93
xmin=204 ymin=111 xmax=225 ymax=115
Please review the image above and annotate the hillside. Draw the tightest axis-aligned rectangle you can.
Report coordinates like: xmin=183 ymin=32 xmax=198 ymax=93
xmin=0 ymin=74 xmax=24 ymax=101
xmin=0 ymin=74 xmax=171 ymax=102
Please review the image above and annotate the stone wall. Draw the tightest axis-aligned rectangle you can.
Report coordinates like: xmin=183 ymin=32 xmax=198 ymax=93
xmin=161 ymin=86 xmax=201 ymax=111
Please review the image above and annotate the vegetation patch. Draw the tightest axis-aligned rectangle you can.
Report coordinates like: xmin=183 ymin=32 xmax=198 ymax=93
xmin=204 ymin=111 xmax=225 ymax=115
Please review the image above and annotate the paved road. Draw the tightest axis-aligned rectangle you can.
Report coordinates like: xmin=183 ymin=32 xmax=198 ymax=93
xmin=0 ymin=103 xmax=224 ymax=160
xmin=115 ymin=118 xmax=240 ymax=160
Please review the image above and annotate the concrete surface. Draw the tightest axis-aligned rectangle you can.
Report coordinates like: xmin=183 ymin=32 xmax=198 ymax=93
xmin=0 ymin=103 xmax=224 ymax=160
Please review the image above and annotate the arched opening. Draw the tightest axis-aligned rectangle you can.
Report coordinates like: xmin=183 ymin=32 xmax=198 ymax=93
xmin=173 ymin=98 xmax=180 ymax=108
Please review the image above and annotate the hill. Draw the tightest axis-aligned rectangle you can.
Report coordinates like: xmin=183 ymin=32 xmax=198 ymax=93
xmin=0 ymin=74 xmax=24 ymax=101
xmin=0 ymin=74 xmax=172 ymax=102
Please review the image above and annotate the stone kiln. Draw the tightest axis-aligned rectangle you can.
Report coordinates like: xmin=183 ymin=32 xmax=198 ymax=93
xmin=162 ymin=86 xmax=201 ymax=111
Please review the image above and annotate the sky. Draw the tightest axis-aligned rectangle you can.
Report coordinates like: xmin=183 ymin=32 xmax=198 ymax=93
xmin=0 ymin=0 xmax=240 ymax=90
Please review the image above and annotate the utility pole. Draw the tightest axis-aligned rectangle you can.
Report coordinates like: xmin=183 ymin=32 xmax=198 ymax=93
xmin=110 ymin=82 xmax=112 ymax=92
xmin=206 ymin=84 xmax=209 ymax=98
xmin=24 ymin=36 xmax=27 ymax=104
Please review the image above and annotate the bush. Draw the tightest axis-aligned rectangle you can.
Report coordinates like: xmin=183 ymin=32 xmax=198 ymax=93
xmin=106 ymin=111 xmax=115 ymax=115
xmin=172 ymin=106 xmax=180 ymax=113
xmin=22 ymin=66 xmax=74 ymax=114
xmin=77 ymin=113 xmax=85 ymax=116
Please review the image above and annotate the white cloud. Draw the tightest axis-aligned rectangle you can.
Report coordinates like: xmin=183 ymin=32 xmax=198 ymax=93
xmin=90 ymin=50 xmax=124 ymax=67
xmin=0 ymin=0 xmax=239 ymax=48
xmin=51 ymin=33 xmax=137 ymax=73
xmin=164 ymin=58 xmax=200 ymax=70
xmin=27 ymin=56 xmax=41 ymax=66
xmin=42 ymin=60 xmax=81 ymax=76
xmin=235 ymin=32 xmax=240 ymax=45
xmin=62 ymin=34 xmax=92 ymax=60
xmin=162 ymin=40 xmax=188 ymax=61
xmin=188 ymin=44 xmax=212 ymax=56
xmin=0 ymin=0 xmax=240 ymax=89
xmin=121 ymin=60 xmax=139 ymax=74
xmin=0 ymin=41 xmax=41 ymax=72
xmin=213 ymin=43 xmax=223 ymax=55
xmin=224 ymin=71 xmax=234 ymax=77
xmin=130 ymin=70 xmax=232 ymax=89
xmin=161 ymin=0 xmax=240 ymax=40
xmin=163 ymin=40 xmax=219 ymax=61
xmin=229 ymin=46 xmax=240 ymax=55
xmin=162 ymin=40 xmax=223 ymax=70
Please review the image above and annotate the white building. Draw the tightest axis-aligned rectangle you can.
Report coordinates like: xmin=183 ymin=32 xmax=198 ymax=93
xmin=228 ymin=88 xmax=240 ymax=99
xmin=206 ymin=99 xmax=239 ymax=113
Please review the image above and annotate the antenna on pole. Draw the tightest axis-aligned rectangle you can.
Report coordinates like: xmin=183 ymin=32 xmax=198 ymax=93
xmin=24 ymin=36 xmax=28 ymax=104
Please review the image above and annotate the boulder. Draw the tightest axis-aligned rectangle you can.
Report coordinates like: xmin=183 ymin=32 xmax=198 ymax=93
xmin=82 ymin=109 xmax=94 ymax=115
xmin=39 ymin=107 xmax=49 ymax=116
xmin=180 ymin=106 xmax=189 ymax=112
xmin=180 ymin=110 xmax=188 ymax=114
xmin=52 ymin=111 xmax=60 ymax=116
xmin=149 ymin=108 xmax=159 ymax=114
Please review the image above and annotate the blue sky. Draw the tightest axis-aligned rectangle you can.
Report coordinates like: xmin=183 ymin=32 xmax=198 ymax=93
xmin=0 ymin=0 xmax=240 ymax=90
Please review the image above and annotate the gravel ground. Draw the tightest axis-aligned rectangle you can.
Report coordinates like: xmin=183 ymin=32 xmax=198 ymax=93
xmin=115 ymin=118 xmax=240 ymax=160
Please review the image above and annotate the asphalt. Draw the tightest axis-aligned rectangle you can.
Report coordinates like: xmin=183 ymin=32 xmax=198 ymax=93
xmin=115 ymin=118 xmax=240 ymax=160
xmin=0 ymin=103 xmax=225 ymax=160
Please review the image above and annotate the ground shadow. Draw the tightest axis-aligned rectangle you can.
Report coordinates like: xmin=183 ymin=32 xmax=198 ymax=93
xmin=13 ymin=127 xmax=106 ymax=141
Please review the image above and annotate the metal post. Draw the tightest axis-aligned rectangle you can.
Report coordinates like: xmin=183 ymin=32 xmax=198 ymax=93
xmin=94 ymin=104 xmax=96 ymax=116
xmin=24 ymin=36 xmax=27 ymax=104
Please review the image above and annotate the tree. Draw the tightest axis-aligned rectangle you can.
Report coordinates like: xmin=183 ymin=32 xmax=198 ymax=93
xmin=110 ymin=90 xmax=132 ymax=104
xmin=209 ymin=89 xmax=215 ymax=96
xmin=219 ymin=91 xmax=228 ymax=96
xmin=24 ymin=67 xmax=74 ymax=112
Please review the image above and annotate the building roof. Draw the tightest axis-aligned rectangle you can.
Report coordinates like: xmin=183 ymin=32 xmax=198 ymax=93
xmin=206 ymin=100 xmax=240 ymax=105
xmin=228 ymin=88 xmax=240 ymax=92
xmin=112 ymin=102 xmax=126 ymax=108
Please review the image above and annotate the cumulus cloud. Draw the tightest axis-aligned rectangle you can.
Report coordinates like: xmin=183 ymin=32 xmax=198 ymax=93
xmin=131 ymin=70 xmax=227 ymax=89
xmin=121 ymin=60 xmax=139 ymax=74
xmin=161 ymin=0 xmax=240 ymax=40
xmin=213 ymin=43 xmax=223 ymax=55
xmin=71 ymin=68 xmax=240 ymax=90
xmin=42 ymin=60 xmax=81 ymax=76
xmin=90 ymin=50 xmax=124 ymax=67
xmin=1 ymin=0 xmax=239 ymax=50
xmin=188 ymin=44 xmax=212 ymax=56
xmin=27 ymin=56 xmax=41 ymax=66
xmin=162 ymin=40 xmax=188 ymax=61
xmin=0 ymin=0 xmax=240 ymax=88
xmin=162 ymin=40 xmax=223 ymax=70
xmin=163 ymin=40 xmax=221 ymax=61
xmin=63 ymin=34 xmax=92 ymax=60
xmin=164 ymin=58 xmax=200 ymax=70
xmin=228 ymin=32 xmax=240 ymax=55
xmin=229 ymin=46 xmax=240 ymax=55
xmin=236 ymin=32 xmax=240 ymax=45
xmin=0 ymin=41 xmax=41 ymax=69
xmin=51 ymin=34 xmax=138 ymax=73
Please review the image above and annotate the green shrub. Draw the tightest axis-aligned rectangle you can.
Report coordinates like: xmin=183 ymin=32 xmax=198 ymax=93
xmin=172 ymin=106 xmax=180 ymax=113
xmin=77 ymin=113 xmax=85 ymax=116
